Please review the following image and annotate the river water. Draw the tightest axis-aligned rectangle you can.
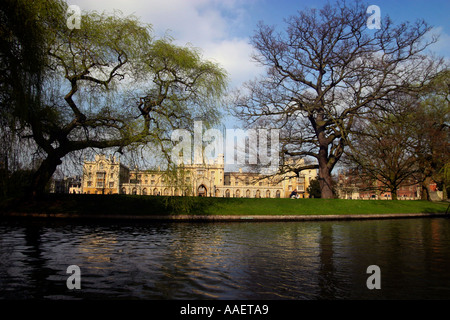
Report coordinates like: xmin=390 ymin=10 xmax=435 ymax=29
xmin=0 ymin=217 xmax=449 ymax=300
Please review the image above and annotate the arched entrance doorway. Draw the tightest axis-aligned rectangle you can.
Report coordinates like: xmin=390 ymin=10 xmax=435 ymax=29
xmin=198 ymin=184 xmax=207 ymax=197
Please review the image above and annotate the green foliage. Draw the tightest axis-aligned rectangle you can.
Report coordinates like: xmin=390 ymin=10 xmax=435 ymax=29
xmin=0 ymin=169 xmax=35 ymax=199
xmin=307 ymin=177 xmax=322 ymax=198
xmin=160 ymin=165 xmax=196 ymax=213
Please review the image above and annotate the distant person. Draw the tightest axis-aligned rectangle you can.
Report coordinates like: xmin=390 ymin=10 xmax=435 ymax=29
xmin=290 ymin=189 xmax=298 ymax=199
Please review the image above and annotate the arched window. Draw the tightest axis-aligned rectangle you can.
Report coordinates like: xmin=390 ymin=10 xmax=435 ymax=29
xmin=255 ymin=190 xmax=260 ymax=198
xmin=121 ymin=187 xmax=127 ymax=195
xmin=132 ymin=188 xmax=137 ymax=195
xmin=246 ymin=189 xmax=250 ymax=198
xmin=225 ymin=189 xmax=230 ymax=198
xmin=235 ymin=189 xmax=240 ymax=198
xmin=266 ymin=190 xmax=271 ymax=198
xmin=142 ymin=188 xmax=147 ymax=195
xmin=276 ymin=190 xmax=281 ymax=198
xmin=153 ymin=188 xmax=158 ymax=195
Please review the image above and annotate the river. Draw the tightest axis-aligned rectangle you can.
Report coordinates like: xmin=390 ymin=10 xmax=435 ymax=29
xmin=1 ymin=217 xmax=449 ymax=300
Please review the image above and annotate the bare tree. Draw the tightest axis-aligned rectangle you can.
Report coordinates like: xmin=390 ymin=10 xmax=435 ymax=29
xmin=344 ymin=101 xmax=420 ymax=200
xmin=343 ymin=68 xmax=449 ymax=201
xmin=233 ymin=0 xmax=440 ymax=198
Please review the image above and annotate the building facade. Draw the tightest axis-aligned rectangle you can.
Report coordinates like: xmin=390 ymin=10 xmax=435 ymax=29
xmin=81 ymin=154 xmax=317 ymax=198
xmin=50 ymin=176 xmax=82 ymax=194
xmin=82 ymin=155 xmax=130 ymax=195
xmin=335 ymin=169 xmax=424 ymax=200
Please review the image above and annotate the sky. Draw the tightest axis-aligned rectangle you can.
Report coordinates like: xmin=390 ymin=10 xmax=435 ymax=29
xmin=69 ymin=0 xmax=450 ymax=92
xmin=59 ymin=0 xmax=450 ymax=173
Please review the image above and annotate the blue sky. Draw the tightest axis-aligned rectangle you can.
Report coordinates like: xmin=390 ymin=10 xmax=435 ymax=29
xmin=71 ymin=0 xmax=450 ymax=92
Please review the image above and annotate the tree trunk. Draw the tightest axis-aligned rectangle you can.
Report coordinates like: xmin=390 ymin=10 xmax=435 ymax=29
xmin=29 ymin=154 xmax=62 ymax=198
xmin=318 ymin=168 xmax=335 ymax=199
xmin=318 ymin=155 xmax=334 ymax=199
xmin=443 ymin=183 xmax=448 ymax=200
xmin=391 ymin=188 xmax=398 ymax=201
xmin=317 ymin=140 xmax=335 ymax=199
xmin=420 ymin=178 xmax=431 ymax=201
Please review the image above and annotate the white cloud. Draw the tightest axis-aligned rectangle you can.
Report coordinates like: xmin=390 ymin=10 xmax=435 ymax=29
xmin=203 ymin=38 xmax=263 ymax=88
xmin=426 ymin=27 xmax=450 ymax=59
xmin=70 ymin=0 xmax=262 ymax=88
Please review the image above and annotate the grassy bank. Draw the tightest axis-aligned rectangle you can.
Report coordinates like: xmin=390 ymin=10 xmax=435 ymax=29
xmin=0 ymin=194 xmax=448 ymax=217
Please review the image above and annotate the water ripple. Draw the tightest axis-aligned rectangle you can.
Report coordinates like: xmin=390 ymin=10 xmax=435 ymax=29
xmin=1 ymin=219 xmax=450 ymax=299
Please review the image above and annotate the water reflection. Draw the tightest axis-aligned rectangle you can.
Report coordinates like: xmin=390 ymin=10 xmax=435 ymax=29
xmin=0 ymin=218 xmax=449 ymax=299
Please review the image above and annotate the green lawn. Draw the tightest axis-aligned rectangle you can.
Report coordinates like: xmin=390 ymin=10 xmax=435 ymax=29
xmin=1 ymin=194 xmax=448 ymax=217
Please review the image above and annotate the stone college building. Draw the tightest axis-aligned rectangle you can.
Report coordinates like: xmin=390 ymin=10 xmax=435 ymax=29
xmin=82 ymin=154 xmax=317 ymax=199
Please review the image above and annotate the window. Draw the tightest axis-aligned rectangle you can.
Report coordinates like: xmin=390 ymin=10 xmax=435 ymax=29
xmin=151 ymin=180 xmax=155 ymax=185
xmin=109 ymin=182 xmax=114 ymax=188
xmin=96 ymin=172 xmax=105 ymax=188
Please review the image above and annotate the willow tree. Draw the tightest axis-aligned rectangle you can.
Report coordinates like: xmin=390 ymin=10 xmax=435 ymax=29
xmin=2 ymin=0 xmax=227 ymax=197
xmin=233 ymin=0 xmax=440 ymax=198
